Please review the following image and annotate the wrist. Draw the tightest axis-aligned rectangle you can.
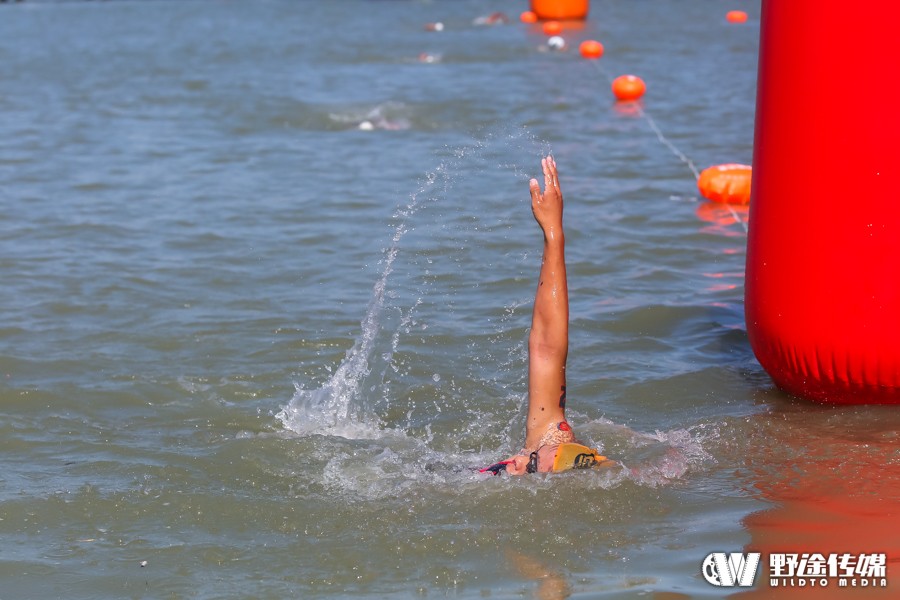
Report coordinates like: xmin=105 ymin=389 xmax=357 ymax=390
xmin=543 ymin=228 xmax=565 ymax=244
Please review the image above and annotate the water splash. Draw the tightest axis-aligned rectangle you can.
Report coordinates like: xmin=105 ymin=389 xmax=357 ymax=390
xmin=574 ymin=417 xmax=717 ymax=488
xmin=274 ymin=128 xmax=716 ymax=498
xmin=276 ymin=128 xmax=549 ymax=444
xmin=627 ymin=423 xmax=717 ymax=486
xmin=276 ymin=162 xmax=455 ymax=439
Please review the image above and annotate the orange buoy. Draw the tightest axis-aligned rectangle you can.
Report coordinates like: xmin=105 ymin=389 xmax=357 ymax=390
xmin=579 ymin=39 xmax=604 ymax=59
xmin=697 ymin=164 xmax=752 ymax=205
xmin=611 ymin=75 xmax=646 ymax=101
xmin=542 ymin=20 xmax=563 ymax=36
xmin=726 ymin=10 xmax=748 ymax=23
xmin=520 ymin=11 xmax=538 ymax=24
xmin=531 ymin=0 xmax=589 ymax=21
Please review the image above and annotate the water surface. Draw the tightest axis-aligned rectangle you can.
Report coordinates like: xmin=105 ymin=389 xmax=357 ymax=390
xmin=1 ymin=1 xmax=897 ymax=598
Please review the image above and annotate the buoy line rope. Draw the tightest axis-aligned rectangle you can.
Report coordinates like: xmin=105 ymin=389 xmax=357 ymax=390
xmin=635 ymin=108 xmax=701 ymax=180
xmin=585 ymin=60 xmax=749 ymax=233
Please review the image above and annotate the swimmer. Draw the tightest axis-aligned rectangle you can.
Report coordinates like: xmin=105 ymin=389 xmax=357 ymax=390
xmin=479 ymin=156 xmax=611 ymax=476
xmin=473 ymin=12 xmax=510 ymax=26
xmin=356 ymin=106 xmax=411 ymax=131
xmin=418 ymin=156 xmax=608 ymax=477
xmin=418 ymin=52 xmax=442 ymax=64
xmin=546 ymin=36 xmax=567 ymax=51
xmin=537 ymin=36 xmax=568 ymax=53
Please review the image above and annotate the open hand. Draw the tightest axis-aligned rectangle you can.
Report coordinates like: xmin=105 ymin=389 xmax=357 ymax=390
xmin=529 ymin=155 xmax=563 ymax=237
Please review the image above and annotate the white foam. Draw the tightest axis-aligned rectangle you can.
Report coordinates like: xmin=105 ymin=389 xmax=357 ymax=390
xmin=277 ymin=160 xmax=454 ymax=440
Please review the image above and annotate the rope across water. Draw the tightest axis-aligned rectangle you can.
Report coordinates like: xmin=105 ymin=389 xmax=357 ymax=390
xmin=585 ymin=59 xmax=749 ymax=233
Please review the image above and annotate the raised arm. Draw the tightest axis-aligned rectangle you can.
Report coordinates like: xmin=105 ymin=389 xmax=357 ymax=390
xmin=523 ymin=155 xmax=569 ymax=451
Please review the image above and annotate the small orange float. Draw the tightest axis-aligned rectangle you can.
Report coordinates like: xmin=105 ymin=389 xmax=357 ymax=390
xmin=531 ymin=0 xmax=589 ymax=21
xmin=611 ymin=75 xmax=646 ymax=101
xmin=542 ymin=20 xmax=563 ymax=35
xmin=579 ymin=39 xmax=604 ymax=59
xmin=520 ymin=11 xmax=538 ymax=24
xmin=726 ymin=10 xmax=748 ymax=23
xmin=697 ymin=164 xmax=752 ymax=205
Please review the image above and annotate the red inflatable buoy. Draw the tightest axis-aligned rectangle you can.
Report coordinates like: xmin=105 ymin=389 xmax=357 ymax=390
xmin=746 ymin=1 xmax=900 ymax=404
xmin=531 ymin=0 xmax=589 ymax=21
xmin=726 ymin=10 xmax=748 ymax=23
xmin=697 ymin=164 xmax=751 ymax=205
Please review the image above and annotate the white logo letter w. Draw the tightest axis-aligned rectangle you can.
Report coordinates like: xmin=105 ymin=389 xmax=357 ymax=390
xmin=702 ymin=552 xmax=760 ymax=587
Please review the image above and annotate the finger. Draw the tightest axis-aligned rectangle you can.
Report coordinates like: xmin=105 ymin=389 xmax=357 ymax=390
xmin=529 ymin=178 xmax=542 ymax=202
xmin=543 ymin=158 xmax=553 ymax=188
xmin=547 ymin=156 xmax=559 ymax=187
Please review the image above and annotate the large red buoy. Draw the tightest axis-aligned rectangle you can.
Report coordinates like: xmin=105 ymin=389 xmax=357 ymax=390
xmin=746 ymin=1 xmax=900 ymax=404
xmin=531 ymin=0 xmax=589 ymax=21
